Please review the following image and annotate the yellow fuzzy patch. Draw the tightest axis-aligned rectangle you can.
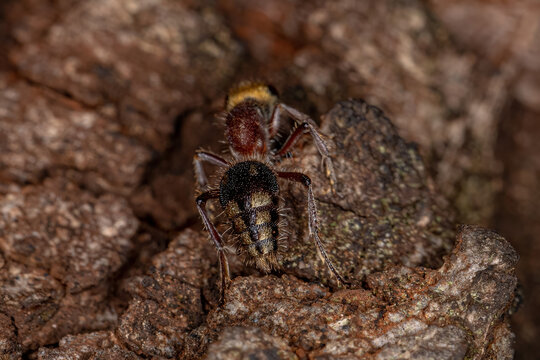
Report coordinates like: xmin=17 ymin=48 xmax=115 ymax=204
xmin=226 ymin=83 xmax=277 ymax=110
xmin=233 ymin=217 xmax=247 ymax=233
xmin=256 ymin=211 xmax=271 ymax=225
xmin=258 ymin=226 xmax=273 ymax=240
xmin=251 ymin=191 xmax=272 ymax=208
xmin=240 ymin=232 xmax=252 ymax=245
xmin=226 ymin=201 xmax=241 ymax=218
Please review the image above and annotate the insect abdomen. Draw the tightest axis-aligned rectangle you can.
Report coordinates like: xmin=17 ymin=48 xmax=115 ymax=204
xmin=220 ymin=161 xmax=281 ymax=270
xmin=226 ymin=190 xmax=279 ymax=258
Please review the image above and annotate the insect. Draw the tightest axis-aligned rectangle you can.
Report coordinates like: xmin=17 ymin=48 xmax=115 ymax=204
xmin=194 ymin=82 xmax=346 ymax=298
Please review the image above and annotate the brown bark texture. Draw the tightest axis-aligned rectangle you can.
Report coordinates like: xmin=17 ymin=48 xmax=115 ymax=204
xmin=0 ymin=0 xmax=536 ymax=358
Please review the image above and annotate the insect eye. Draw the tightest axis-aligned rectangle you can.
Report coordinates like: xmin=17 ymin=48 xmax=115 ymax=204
xmin=267 ymin=85 xmax=279 ymax=97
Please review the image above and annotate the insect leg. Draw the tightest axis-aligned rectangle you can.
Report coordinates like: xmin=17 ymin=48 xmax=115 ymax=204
xmin=196 ymin=189 xmax=231 ymax=301
xmin=272 ymin=104 xmax=337 ymax=191
xmin=193 ymin=150 xmax=228 ymax=188
xmin=277 ymin=171 xmax=347 ymax=286
xmin=268 ymin=103 xmax=285 ymax=138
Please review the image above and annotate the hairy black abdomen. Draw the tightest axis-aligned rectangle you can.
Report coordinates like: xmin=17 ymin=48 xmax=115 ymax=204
xmin=220 ymin=161 xmax=280 ymax=264
xmin=219 ymin=161 xmax=279 ymax=207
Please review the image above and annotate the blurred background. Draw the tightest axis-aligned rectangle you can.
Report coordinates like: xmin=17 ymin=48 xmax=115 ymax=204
xmin=0 ymin=0 xmax=538 ymax=358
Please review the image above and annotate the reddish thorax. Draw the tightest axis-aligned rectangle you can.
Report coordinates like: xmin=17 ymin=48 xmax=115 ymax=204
xmin=225 ymin=102 xmax=268 ymax=157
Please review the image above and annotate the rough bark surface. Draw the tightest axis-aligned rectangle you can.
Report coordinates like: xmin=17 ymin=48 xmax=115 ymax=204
xmin=0 ymin=179 xmax=137 ymax=350
xmin=0 ymin=0 xmax=527 ymax=358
